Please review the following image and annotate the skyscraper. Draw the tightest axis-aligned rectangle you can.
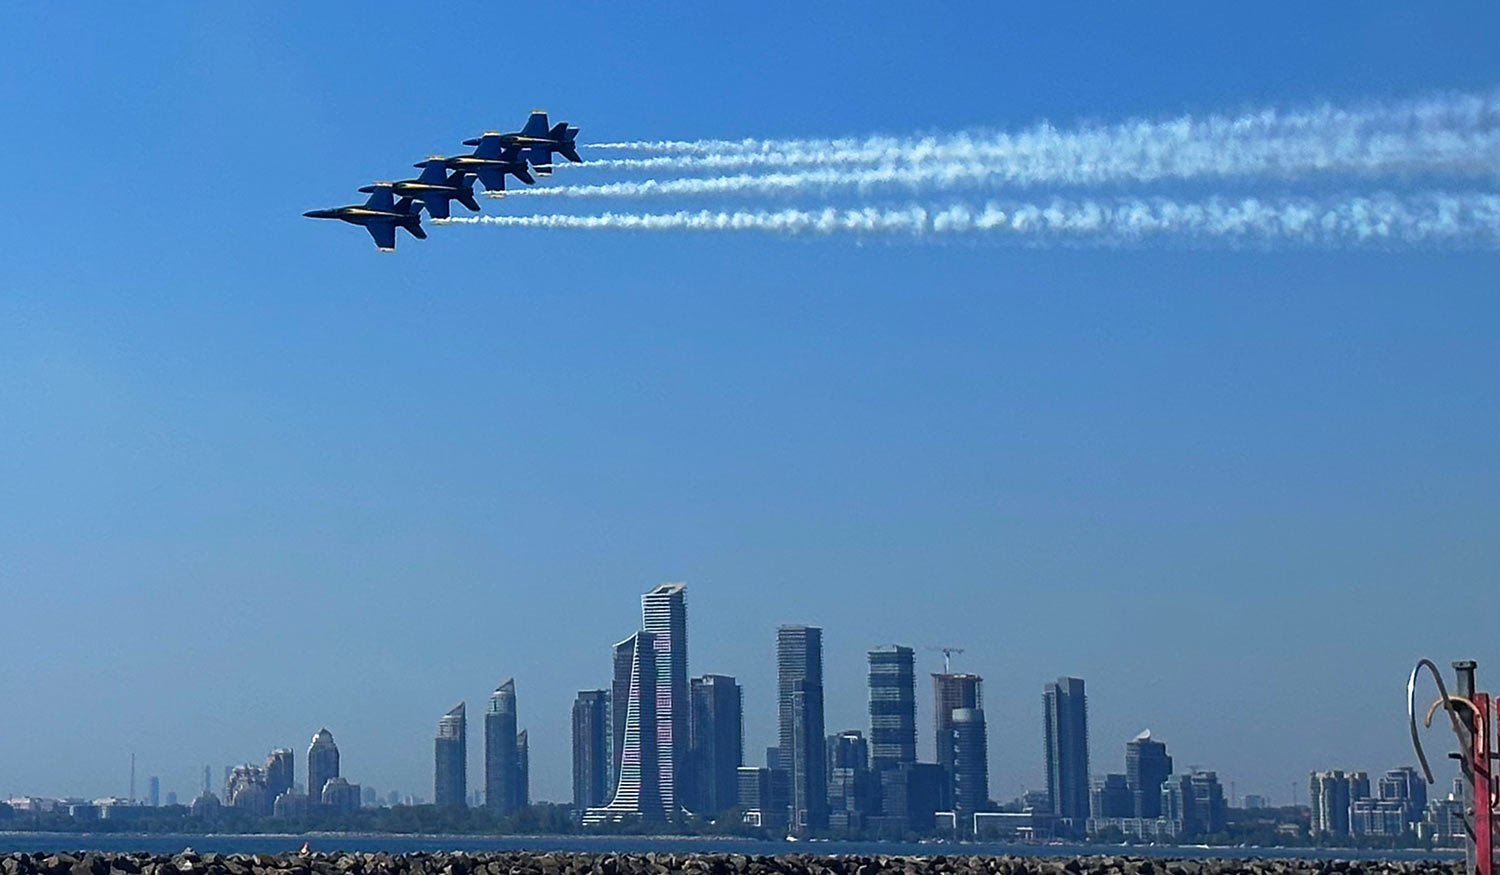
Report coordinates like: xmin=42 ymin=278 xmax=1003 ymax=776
xmin=515 ymin=730 xmax=530 ymax=809
xmin=688 ymin=673 xmax=743 ymax=816
xmin=307 ymin=728 xmax=340 ymax=805
xmin=585 ymin=630 xmax=663 ymax=822
xmin=610 ymin=636 xmax=635 ymax=789
xmin=641 ymin=582 xmax=688 ymax=817
xmin=933 ymin=673 xmax=982 ymax=770
xmin=264 ymin=749 xmax=294 ymax=803
xmin=485 ymin=680 xmax=519 ymax=814
xmin=435 ymin=702 xmax=467 ymax=809
xmin=789 ymin=678 xmax=828 ymax=831
xmin=951 ymin=707 xmax=989 ymax=830
xmin=778 ymin=625 xmax=827 ymax=831
xmin=1125 ymin=730 xmax=1172 ymax=818
xmin=868 ymin=645 xmax=916 ymax=771
xmin=147 ymin=776 xmax=160 ymax=808
xmin=1043 ymin=677 xmax=1090 ymax=825
xmin=573 ymin=689 xmax=611 ymax=809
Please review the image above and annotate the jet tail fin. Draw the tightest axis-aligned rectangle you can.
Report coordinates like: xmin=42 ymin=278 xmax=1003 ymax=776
xmin=557 ymin=145 xmax=582 ymax=164
xmin=510 ymin=165 xmax=535 ymax=186
xmin=521 ymin=110 xmax=549 ymax=138
xmin=457 ymin=191 xmax=480 ymax=212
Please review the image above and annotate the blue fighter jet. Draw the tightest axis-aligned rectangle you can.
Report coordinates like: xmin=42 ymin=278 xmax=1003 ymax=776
xmin=303 ymin=184 xmax=426 ymax=251
xmin=442 ymin=137 xmax=534 ymax=196
xmin=368 ymin=158 xmax=480 ymax=220
xmin=464 ymin=110 xmax=581 ymax=176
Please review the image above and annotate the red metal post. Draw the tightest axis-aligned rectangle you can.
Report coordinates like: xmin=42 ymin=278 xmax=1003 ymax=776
xmin=1473 ymin=692 xmax=1493 ymax=875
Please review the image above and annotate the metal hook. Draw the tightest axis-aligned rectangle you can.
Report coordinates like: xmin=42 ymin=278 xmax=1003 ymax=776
xmin=1408 ymin=658 xmax=1472 ymax=784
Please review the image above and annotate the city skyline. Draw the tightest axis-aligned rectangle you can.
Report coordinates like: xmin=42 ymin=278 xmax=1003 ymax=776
xmin=10 ymin=581 xmax=1469 ymax=817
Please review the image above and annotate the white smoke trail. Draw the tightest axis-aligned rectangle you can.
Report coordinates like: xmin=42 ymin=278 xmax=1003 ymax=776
xmin=509 ymin=143 xmax=1500 ymax=201
xmin=571 ymin=90 xmax=1500 ymax=185
xmin=438 ymin=192 xmax=1500 ymax=246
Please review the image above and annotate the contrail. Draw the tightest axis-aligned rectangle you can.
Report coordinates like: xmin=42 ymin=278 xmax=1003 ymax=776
xmin=508 ymin=140 xmax=1500 ymax=201
xmin=439 ymin=192 xmax=1500 ymax=246
xmin=569 ymin=90 xmax=1500 ymax=185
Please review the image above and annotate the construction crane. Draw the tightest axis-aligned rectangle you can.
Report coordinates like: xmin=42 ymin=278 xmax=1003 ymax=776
xmin=925 ymin=646 xmax=966 ymax=673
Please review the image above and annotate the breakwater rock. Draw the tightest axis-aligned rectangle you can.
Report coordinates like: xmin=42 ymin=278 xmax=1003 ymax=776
xmin=0 ymin=853 xmax=1464 ymax=875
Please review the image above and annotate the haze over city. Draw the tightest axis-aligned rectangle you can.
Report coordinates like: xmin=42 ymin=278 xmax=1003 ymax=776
xmin=2 ymin=0 xmax=1497 ymax=827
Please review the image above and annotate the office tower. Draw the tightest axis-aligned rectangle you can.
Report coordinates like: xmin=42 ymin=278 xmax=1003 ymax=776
xmin=641 ymin=582 xmax=689 ymax=816
xmin=1125 ymin=730 xmax=1172 ymax=817
xmin=435 ymin=702 xmax=467 ymax=808
xmin=202 ymin=765 xmax=211 ymax=797
xmin=611 ymin=636 xmax=635 ymax=787
xmin=573 ymin=689 xmax=611 ymax=809
xmin=933 ymin=673 xmax=982 ymax=771
xmin=951 ymin=707 xmax=989 ymax=828
xmin=868 ymin=645 xmax=917 ymax=771
xmin=264 ymin=748 xmax=294 ymax=803
xmin=1348 ymin=770 xmax=1371 ymax=803
xmin=585 ymin=630 xmax=663 ymax=822
xmin=485 ymin=680 xmax=519 ymax=813
xmin=1043 ymin=677 xmax=1090 ymax=824
xmin=307 ymin=728 xmax=340 ymax=805
xmin=788 ymin=678 xmax=828 ymax=830
xmin=147 ymin=776 xmax=160 ymax=808
xmin=688 ymin=673 xmax=743 ymax=816
xmin=166 ymin=791 xmax=178 ymax=806
xmin=777 ymin=625 xmax=827 ymax=830
xmin=827 ymin=729 xmax=873 ymax=833
xmin=1162 ymin=770 xmax=1226 ymax=837
xmin=515 ymin=730 xmax=530 ymax=809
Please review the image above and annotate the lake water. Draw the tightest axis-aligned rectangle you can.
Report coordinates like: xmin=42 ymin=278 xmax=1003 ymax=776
xmin=0 ymin=834 xmax=1463 ymax=861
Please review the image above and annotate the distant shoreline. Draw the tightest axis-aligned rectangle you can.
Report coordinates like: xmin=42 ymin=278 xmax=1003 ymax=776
xmin=0 ymin=832 xmax=1464 ymax=861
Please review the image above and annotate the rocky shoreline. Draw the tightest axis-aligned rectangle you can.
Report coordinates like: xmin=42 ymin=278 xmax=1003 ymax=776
xmin=0 ymin=853 xmax=1466 ymax=875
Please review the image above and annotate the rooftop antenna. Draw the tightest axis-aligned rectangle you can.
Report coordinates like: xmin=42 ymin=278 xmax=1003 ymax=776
xmin=130 ymin=753 xmax=136 ymax=802
xmin=925 ymin=646 xmax=966 ymax=673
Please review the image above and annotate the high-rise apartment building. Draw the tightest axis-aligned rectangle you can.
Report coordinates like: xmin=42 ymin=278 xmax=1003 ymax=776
xmin=264 ymin=749 xmax=294 ymax=803
xmin=826 ymin=729 xmax=874 ymax=833
xmin=641 ymin=582 xmax=689 ymax=817
xmin=611 ymin=635 xmax=635 ymax=786
xmin=1163 ymin=770 xmax=1227 ymax=837
xmin=778 ymin=625 xmax=827 ymax=831
xmin=147 ymin=775 xmax=160 ymax=808
xmin=1125 ymin=730 xmax=1172 ymax=818
xmin=933 ymin=673 xmax=982 ymax=770
xmin=688 ymin=673 xmax=743 ymax=816
xmin=585 ymin=630 xmax=663 ymax=822
xmin=307 ymin=728 xmax=340 ymax=805
xmin=1043 ymin=677 xmax=1090 ymax=825
xmin=435 ymin=702 xmax=467 ymax=808
xmin=485 ymin=680 xmax=519 ymax=813
xmin=868 ymin=645 xmax=916 ymax=772
xmin=572 ymin=689 xmax=611 ymax=809
xmin=1309 ymin=770 xmax=1352 ymax=837
xmin=951 ymin=706 xmax=989 ymax=827
xmin=515 ymin=730 xmax=530 ymax=809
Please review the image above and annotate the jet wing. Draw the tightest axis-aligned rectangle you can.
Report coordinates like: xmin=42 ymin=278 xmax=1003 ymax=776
xmin=365 ymin=221 xmax=397 ymax=251
xmin=422 ymin=194 xmax=451 ymax=220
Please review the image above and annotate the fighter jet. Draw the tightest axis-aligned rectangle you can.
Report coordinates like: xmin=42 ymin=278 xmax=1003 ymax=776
xmin=442 ymin=137 xmax=534 ymax=196
xmin=303 ymin=184 xmax=426 ymax=251
xmin=462 ymin=110 xmax=581 ymax=176
xmin=367 ymin=158 xmax=480 ymax=220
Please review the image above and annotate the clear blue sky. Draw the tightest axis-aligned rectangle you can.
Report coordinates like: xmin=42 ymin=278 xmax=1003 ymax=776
xmin=1 ymin=2 xmax=1497 ymax=807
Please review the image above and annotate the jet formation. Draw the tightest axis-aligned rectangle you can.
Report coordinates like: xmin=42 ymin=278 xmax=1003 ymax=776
xmin=304 ymin=111 xmax=581 ymax=250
